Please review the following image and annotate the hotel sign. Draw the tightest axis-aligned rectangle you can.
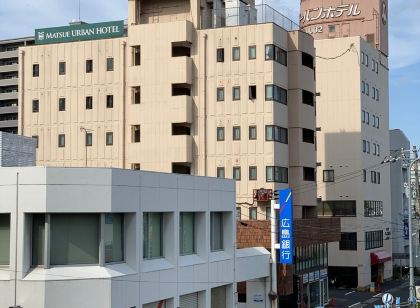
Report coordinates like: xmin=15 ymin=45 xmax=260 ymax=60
xmin=301 ymin=3 xmax=361 ymax=24
xmin=35 ymin=20 xmax=124 ymax=45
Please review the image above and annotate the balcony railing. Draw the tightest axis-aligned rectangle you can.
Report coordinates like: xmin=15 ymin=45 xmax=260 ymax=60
xmin=201 ymin=4 xmax=299 ymax=32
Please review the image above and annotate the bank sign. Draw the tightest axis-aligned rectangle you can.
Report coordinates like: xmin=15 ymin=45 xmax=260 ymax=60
xmin=279 ymin=188 xmax=293 ymax=264
xmin=35 ymin=20 xmax=124 ymax=45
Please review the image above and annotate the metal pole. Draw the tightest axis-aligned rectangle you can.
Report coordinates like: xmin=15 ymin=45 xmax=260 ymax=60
xmin=85 ymin=133 xmax=88 ymax=167
xmin=78 ymin=0 xmax=81 ymax=21
xmin=13 ymin=173 xmax=19 ymax=308
xmin=408 ymin=153 xmax=420 ymax=306
xmin=270 ymin=199 xmax=278 ymax=308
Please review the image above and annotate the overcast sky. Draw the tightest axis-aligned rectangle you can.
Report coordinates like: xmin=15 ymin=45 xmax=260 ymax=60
xmin=0 ymin=0 xmax=418 ymax=147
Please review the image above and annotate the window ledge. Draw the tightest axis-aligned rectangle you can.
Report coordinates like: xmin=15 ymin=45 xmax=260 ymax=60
xmin=209 ymin=251 xmax=231 ymax=263
xmin=141 ymin=258 xmax=174 ymax=273
xmin=23 ymin=263 xmax=136 ymax=281
xmin=179 ymin=254 xmax=206 ymax=267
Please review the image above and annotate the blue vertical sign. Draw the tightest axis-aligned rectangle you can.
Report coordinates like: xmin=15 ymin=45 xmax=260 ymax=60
xmin=279 ymin=188 xmax=293 ymax=264
xmin=404 ymin=219 xmax=409 ymax=240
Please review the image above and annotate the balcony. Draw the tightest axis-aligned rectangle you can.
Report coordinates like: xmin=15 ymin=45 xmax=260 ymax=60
xmin=169 ymin=135 xmax=193 ymax=163
xmin=0 ymin=106 xmax=18 ymax=115
xmin=169 ymin=57 xmax=192 ymax=85
xmin=0 ymin=78 xmax=18 ymax=87
xmin=0 ymin=50 xmax=18 ymax=60
xmin=0 ymin=64 xmax=18 ymax=73
xmin=0 ymin=119 xmax=18 ymax=129
xmin=0 ymin=92 xmax=18 ymax=100
xmin=170 ymin=96 xmax=192 ymax=124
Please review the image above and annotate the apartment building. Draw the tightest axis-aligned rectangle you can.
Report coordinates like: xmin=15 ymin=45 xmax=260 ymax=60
xmin=17 ymin=0 xmax=340 ymax=306
xmin=0 ymin=37 xmax=34 ymax=133
xmin=0 ymin=167 xmax=271 ymax=308
xmin=300 ymin=0 xmax=392 ymax=288
xmin=389 ymin=129 xmax=411 ymax=272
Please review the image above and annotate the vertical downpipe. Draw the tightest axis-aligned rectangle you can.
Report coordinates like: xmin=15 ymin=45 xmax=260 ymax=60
xmin=203 ymin=34 xmax=208 ymax=176
xmin=14 ymin=172 xmax=19 ymax=307
xmin=121 ymin=41 xmax=127 ymax=169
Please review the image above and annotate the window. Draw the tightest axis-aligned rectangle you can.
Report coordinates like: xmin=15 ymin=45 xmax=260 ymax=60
xmin=265 ymin=125 xmax=288 ymax=144
xmin=106 ymin=132 xmax=113 ymax=146
xmin=329 ymin=25 xmax=336 ymax=33
xmin=265 ymin=44 xmax=287 ymax=65
xmin=236 ymin=207 xmax=241 ymax=221
xmin=361 ymin=52 xmax=365 ymax=65
xmin=372 ymin=87 xmax=376 ymax=100
xmin=217 ymin=48 xmax=224 ymax=62
xmin=58 ymin=98 xmax=65 ymax=111
xmin=365 ymin=54 xmax=369 ymax=67
xmin=376 ymin=88 xmax=379 ymax=101
xmin=265 ymin=85 xmax=287 ymax=105
xmin=106 ymin=95 xmax=114 ymax=108
xmin=303 ymin=167 xmax=315 ymax=181
xmin=249 ymin=166 xmax=257 ymax=181
xmin=32 ymin=135 xmax=39 ymax=148
xmin=373 ymin=143 xmax=377 ymax=156
xmin=32 ymin=99 xmax=39 ymax=113
xmin=217 ymin=127 xmax=225 ymax=141
xmin=249 ymin=85 xmax=256 ymax=100
xmin=323 ymin=170 xmax=334 ymax=182
xmin=302 ymin=128 xmax=315 ymax=144
xmin=85 ymin=132 xmax=93 ymax=147
xmin=362 ymin=81 xmax=365 ymax=94
xmin=50 ymin=214 xmax=99 ymax=265
xmin=233 ymin=126 xmax=241 ymax=140
xmin=106 ymin=57 xmax=114 ymax=71
xmin=233 ymin=167 xmax=241 ymax=180
xmin=318 ymin=201 xmax=356 ymax=217
xmin=132 ymin=86 xmax=141 ymax=104
xmin=133 ymin=46 xmax=141 ymax=66
xmin=58 ymin=134 xmax=65 ymax=147
xmin=232 ymin=47 xmax=240 ymax=61
xmin=302 ymin=52 xmax=314 ymax=69
xmin=86 ymin=96 xmax=93 ymax=109
xmin=180 ymin=212 xmax=195 ymax=255
xmin=131 ymin=125 xmax=141 ymax=143
xmin=249 ymin=207 xmax=257 ymax=220
xmin=32 ymin=214 xmax=45 ymax=266
xmin=210 ymin=212 xmax=223 ymax=251
xmin=0 ymin=214 xmax=10 ymax=265
xmin=372 ymin=59 xmax=375 ymax=71
xmin=59 ymin=61 xmax=66 ymax=75
xmin=249 ymin=45 xmax=256 ymax=60
xmin=364 ymin=201 xmax=383 ymax=217
xmin=33 ymin=64 xmax=39 ymax=77
xmin=339 ymin=233 xmax=357 ymax=251
xmin=302 ymin=90 xmax=314 ymax=106
xmin=232 ymin=86 xmax=241 ymax=101
xmin=265 ymin=207 xmax=271 ymax=220
xmin=217 ymin=167 xmax=225 ymax=178
xmin=217 ymin=87 xmax=225 ymax=101
xmin=365 ymin=230 xmax=383 ymax=250
xmin=266 ymin=166 xmax=288 ymax=183
xmin=143 ymin=213 xmax=163 ymax=259
xmin=363 ymin=169 xmax=367 ymax=182
xmin=249 ymin=126 xmax=257 ymax=140
xmin=371 ymin=171 xmax=377 ymax=184
xmin=104 ymin=214 xmax=124 ymax=263
xmin=366 ymin=112 xmax=370 ymax=125
xmin=131 ymin=163 xmax=141 ymax=170
xmin=86 ymin=59 xmax=93 ymax=73
xmin=378 ymin=172 xmax=381 ymax=184
xmin=366 ymin=83 xmax=370 ymax=96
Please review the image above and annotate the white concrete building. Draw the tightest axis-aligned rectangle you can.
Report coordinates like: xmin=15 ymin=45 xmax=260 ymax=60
xmin=389 ymin=129 xmax=410 ymax=271
xmin=0 ymin=167 xmax=270 ymax=308
xmin=0 ymin=131 xmax=36 ymax=166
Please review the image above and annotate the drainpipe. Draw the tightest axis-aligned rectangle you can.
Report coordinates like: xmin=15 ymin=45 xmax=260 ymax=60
xmin=121 ymin=41 xmax=127 ymax=169
xmin=203 ymin=34 xmax=208 ymax=176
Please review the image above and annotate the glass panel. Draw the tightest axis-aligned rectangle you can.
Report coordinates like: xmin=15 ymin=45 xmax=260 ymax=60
xmin=265 ymin=85 xmax=273 ymax=100
xmin=180 ymin=212 xmax=195 ymax=255
xmin=211 ymin=212 xmax=223 ymax=251
xmin=32 ymin=214 xmax=45 ymax=266
xmin=0 ymin=214 xmax=10 ymax=265
xmin=104 ymin=214 xmax=124 ymax=263
xmin=50 ymin=214 xmax=99 ymax=265
xmin=143 ymin=213 xmax=163 ymax=259
xmin=309 ymin=281 xmax=320 ymax=307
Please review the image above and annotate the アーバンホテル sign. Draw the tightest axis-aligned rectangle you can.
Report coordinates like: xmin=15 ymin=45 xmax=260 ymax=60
xmin=35 ymin=20 xmax=124 ymax=45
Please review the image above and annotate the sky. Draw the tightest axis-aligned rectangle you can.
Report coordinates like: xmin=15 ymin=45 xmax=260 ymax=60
xmin=0 ymin=0 xmax=418 ymax=148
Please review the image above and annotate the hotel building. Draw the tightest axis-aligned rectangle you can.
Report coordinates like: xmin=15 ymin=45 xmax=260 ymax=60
xmin=300 ymin=0 xmax=392 ymax=288
xmin=17 ymin=0 xmax=340 ymax=306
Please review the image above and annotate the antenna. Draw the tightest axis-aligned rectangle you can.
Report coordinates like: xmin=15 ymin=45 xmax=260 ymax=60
xmin=78 ymin=0 xmax=81 ymax=21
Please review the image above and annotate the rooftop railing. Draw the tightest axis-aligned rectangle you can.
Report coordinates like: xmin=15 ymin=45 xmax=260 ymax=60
xmin=201 ymin=4 xmax=299 ymax=32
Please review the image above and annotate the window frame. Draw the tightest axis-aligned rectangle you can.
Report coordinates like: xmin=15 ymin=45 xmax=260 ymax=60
xmin=32 ymin=99 xmax=39 ymax=113
xmin=248 ymin=45 xmax=256 ymax=60
xmin=232 ymin=47 xmax=240 ymax=61
xmin=232 ymin=126 xmax=241 ymax=141
xmin=249 ymin=166 xmax=257 ymax=181
xmin=58 ymin=97 xmax=66 ymax=112
xmin=106 ymin=94 xmax=114 ymax=109
xmin=216 ymin=48 xmax=224 ymax=63
xmin=33 ymin=64 xmax=40 ymax=77
xmin=86 ymin=59 xmax=93 ymax=73
xmin=233 ymin=167 xmax=241 ymax=181
xmin=106 ymin=57 xmax=114 ymax=72
xmin=58 ymin=134 xmax=65 ymax=148
xmin=216 ymin=127 xmax=225 ymax=141
xmin=106 ymin=132 xmax=113 ymax=146
xmin=232 ymin=86 xmax=241 ymax=101
xmin=323 ymin=170 xmax=334 ymax=182
xmin=249 ymin=125 xmax=257 ymax=140
xmin=216 ymin=167 xmax=225 ymax=178
xmin=143 ymin=212 xmax=164 ymax=259
xmin=217 ymin=87 xmax=225 ymax=102
xmin=179 ymin=212 xmax=196 ymax=256
xmin=85 ymin=96 xmax=93 ymax=110
xmin=58 ymin=61 xmax=66 ymax=75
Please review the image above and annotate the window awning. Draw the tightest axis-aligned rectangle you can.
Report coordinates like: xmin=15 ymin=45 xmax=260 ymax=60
xmin=371 ymin=251 xmax=392 ymax=265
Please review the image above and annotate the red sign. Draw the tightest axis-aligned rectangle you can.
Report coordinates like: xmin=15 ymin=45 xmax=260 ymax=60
xmin=253 ymin=189 xmax=273 ymax=202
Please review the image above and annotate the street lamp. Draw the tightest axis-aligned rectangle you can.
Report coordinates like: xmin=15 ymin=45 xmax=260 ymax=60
xmin=80 ymin=127 xmax=93 ymax=167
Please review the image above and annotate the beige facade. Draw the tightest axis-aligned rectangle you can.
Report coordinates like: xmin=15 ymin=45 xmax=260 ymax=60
xmin=315 ymin=37 xmax=391 ymax=288
xmin=19 ymin=0 xmax=318 ymax=221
